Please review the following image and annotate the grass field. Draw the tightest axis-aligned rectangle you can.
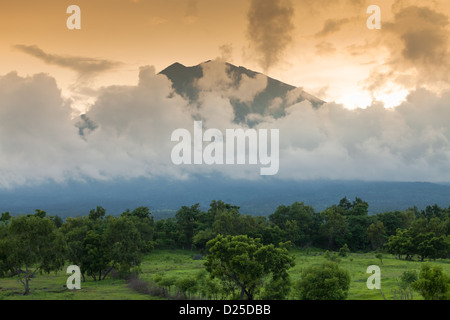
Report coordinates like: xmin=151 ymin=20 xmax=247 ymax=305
xmin=1 ymin=249 xmax=449 ymax=300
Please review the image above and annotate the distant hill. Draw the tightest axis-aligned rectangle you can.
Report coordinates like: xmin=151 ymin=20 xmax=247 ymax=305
xmin=159 ymin=61 xmax=325 ymax=124
xmin=1 ymin=178 xmax=450 ymax=219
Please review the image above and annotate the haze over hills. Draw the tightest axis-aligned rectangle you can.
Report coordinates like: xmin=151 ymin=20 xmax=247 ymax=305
xmin=1 ymin=178 xmax=450 ymax=219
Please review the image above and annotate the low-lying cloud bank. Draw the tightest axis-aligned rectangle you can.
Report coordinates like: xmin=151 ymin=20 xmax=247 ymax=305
xmin=1 ymin=62 xmax=450 ymax=188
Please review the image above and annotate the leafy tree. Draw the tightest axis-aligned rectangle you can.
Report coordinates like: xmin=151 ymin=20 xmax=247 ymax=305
xmin=202 ymin=200 xmax=240 ymax=229
xmin=59 ymin=216 xmax=93 ymax=282
xmin=319 ymin=205 xmax=348 ymax=250
xmin=348 ymin=197 xmax=369 ymax=216
xmin=261 ymin=225 xmax=285 ymax=246
xmin=261 ymin=277 xmax=292 ymax=300
xmin=212 ymin=209 xmax=245 ymax=236
xmin=88 ymin=206 xmax=106 ymax=221
xmin=420 ymin=205 xmax=445 ymax=221
xmin=0 ymin=212 xmax=11 ymax=223
xmin=386 ymin=225 xmax=449 ymax=261
xmin=50 ymin=215 xmax=64 ymax=228
xmin=193 ymin=229 xmax=217 ymax=251
xmin=367 ymin=221 xmax=387 ymax=250
xmin=82 ymin=229 xmax=110 ymax=281
xmin=269 ymin=202 xmax=316 ymax=246
xmin=338 ymin=197 xmax=352 ymax=211
xmin=413 ymin=232 xmax=448 ymax=261
xmin=205 ymin=235 xmax=295 ymax=300
xmin=295 ymin=262 xmax=351 ymax=300
xmin=385 ymin=228 xmax=414 ymax=260
xmin=376 ymin=211 xmax=410 ymax=237
xmin=0 ymin=215 xmax=65 ymax=294
xmin=411 ymin=264 xmax=449 ymax=300
xmin=154 ymin=218 xmax=178 ymax=249
xmin=32 ymin=209 xmax=46 ymax=219
xmin=346 ymin=215 xmax=372 ymax=251
xmin=104 ymin=216 xmax=144 ymax=278
xmin=176 ymin=204 xmax=201 ymax=249
xmin=122 ymin=207 xmax=155 ymax=252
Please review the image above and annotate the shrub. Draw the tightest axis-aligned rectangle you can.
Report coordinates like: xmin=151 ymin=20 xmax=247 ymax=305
xmin=295 ymin=262 xmax=351 ymax=300
xmin=399 ymin=270 xmax=418 ymax=290
xmin=411 ymin=264 xmax=449 ymax=300
xmin=338 ymin=244 xmax=350 ymax=257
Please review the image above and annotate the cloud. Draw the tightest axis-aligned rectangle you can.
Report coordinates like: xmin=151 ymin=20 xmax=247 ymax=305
xmin=364 ymin=5 xmax=450 ymax=94
xmin=260 ymin=89 xmax=450 ymax=182
xmin=314 ymin=18 xmax=350 ymax=38
xmin=194 ymin=60 xmax=268 ymax=104
xmin=184 ymin=0 xmax=199 ymax=24
xmin=0 ymin=72 xmax=89 ymax=188
xmin=315 ymin=41 xmax=336 ymax=56
xmin=246 ymin=0 xmax=295 ymax=72
xmin=13 ymin=45 xmax=122 ymax=79
xmin=218 ymin=43 xmax=234 ymax=62
xmin=2 ymin=62 xmax=450 ymax=188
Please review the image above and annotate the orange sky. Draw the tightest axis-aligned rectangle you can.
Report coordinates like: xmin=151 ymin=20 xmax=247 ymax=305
xmin=2 ymin=0 xmax=450 ymax=110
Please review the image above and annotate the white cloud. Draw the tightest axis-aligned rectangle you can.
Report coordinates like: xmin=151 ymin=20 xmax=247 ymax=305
xmin=1 ymin=63 xmax=450 ymax=189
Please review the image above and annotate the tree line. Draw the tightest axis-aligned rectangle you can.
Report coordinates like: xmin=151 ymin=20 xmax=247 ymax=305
xmin=154 ymin=198 xmax=449 ymax=260
xmin=0 ymin=197 xmax=449 ymax=296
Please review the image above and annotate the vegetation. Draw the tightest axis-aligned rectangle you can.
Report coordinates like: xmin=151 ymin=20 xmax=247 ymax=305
xmin=0 ymin=197 xmax=449 ymax=300
xmin=295 ymin=262 xmax=351 ymax=300
xmin=411 ymin=264 xmax=449 ymax=300
xmin=205 ymin=235 xmax=294 ymax=300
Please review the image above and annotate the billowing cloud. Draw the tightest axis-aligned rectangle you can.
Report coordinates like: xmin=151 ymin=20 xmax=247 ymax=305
xmin=0 ymin=72 xmax=89 ymax=187
xmin=364 ymin=5 xmax=450 ymax=96
xmin=2 ymin=60 xmax=450 ymax=189
xmin=246 ymin=0 xmax=295 ymax=72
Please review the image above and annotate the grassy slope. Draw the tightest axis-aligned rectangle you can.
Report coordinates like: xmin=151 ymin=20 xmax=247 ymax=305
xmin=1 ymin=249 xmax=449 ymax=300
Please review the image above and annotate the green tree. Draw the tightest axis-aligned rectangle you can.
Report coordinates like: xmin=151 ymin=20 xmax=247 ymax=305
xmin=346 ymin=215 xmax=372 ymax=251
xmin=367 ymin=221 xmax=387 ymax=250
xmin=319 ymin=205 xmax=348 ymax=250
xmin=59 ymin=216 xmax=93 ymax=282
xmin=154 ymin=218 xmax=178 ymax=249
xmin=175 ymin=204 xmax=201 ymax=249
xmin=104 ymin=216 xmax=144 ymax=278
xmin=261 ymin=277 xmax=292 ymax=300
xmin=295 ymin=262 xmax=351 ymax=300
xmin=82 ymin=229 xmax=110 ymax=281
xmin=376 ymin=211 xmax=410 ymax=237
xmin=269 ymin=202 xmax=316 ymax=247
xmin=122 ymin=207 xmax=155 ymax=252
xmin=0 ymin=212 xmax=11 ymax=223
xmin=88 ymin=206 xmax=106 ymax=221
xmin=385 ymin=228 xmax=414 ymax=260
xmin=205 ymin=235 xmax=295 ymax=300
xmin=212 ymin=209 xmax=245 ymax=236
xmin=0 ymin=215 xmax=65 ymax=294
xmin=412 ymin=264 xmax=449 ymax=300
xmin=413 ymin=232 xmax=448 ymax=261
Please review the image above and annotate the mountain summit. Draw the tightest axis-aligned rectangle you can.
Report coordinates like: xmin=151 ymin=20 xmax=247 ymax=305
xmin=159 ymin=61 xmax=324 ymax=124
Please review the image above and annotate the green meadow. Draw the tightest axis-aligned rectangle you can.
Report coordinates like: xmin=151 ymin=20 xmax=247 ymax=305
xmin=1 ymin=249 xmax=448 ymax=300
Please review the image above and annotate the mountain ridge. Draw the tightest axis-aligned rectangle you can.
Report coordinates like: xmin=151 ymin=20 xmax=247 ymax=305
xmin=158 ymin=60 xmax=325 ymax=124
